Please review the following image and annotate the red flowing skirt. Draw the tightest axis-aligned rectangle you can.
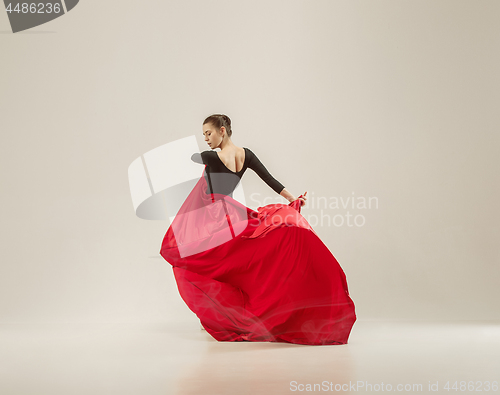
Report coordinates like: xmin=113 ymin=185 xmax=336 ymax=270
xmin=160 ymin=171 xmax=356 ymax=345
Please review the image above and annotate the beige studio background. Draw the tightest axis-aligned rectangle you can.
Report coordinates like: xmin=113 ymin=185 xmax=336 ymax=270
xmin=0 ymin=0 xmax=498 ymax=327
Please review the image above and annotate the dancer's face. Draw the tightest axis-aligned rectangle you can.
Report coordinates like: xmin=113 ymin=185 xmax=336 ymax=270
xmin=203 ymin=123 xmax=225 ymax=149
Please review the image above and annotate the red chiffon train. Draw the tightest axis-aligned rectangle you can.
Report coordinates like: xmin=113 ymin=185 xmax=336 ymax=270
xmin=160 ymin=171 xmax=356 ymax=345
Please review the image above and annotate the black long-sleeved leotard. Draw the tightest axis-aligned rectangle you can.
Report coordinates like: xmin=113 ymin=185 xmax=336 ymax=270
xmin=191 ymin=147 xmax=285 ymax=197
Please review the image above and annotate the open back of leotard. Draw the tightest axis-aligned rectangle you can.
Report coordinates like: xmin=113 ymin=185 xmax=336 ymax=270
xmin=191 ymin=147 xmax=285 ymax=197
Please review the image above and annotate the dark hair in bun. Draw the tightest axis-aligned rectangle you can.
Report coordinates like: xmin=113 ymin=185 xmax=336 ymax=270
xmin=203 ymin=114 xmax=233 ymax=137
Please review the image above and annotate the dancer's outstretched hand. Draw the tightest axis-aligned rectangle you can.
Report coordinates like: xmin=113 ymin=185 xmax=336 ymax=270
xmin=298 ymin=191 xmax=307 ymax=207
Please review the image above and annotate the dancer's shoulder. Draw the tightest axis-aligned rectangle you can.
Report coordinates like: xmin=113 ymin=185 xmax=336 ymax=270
xmin=243 ymin=147 xmax=255 ymax=160
xmin=191 ymin=150 xmax=214 ymax=164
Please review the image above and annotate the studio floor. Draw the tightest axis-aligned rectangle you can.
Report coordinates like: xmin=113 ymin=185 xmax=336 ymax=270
xmin=0 ymin=320 xmax=498 ymax=395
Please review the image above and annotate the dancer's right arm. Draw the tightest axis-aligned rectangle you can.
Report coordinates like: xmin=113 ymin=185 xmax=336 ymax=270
xmin=282 ymin=189 xmax=307 ymax=206
xmin=279 ymin=188 xmax=296 ymax=203
xmin=247 ymin=149 xmax=285 ymax=195
xmin=247 ymin=149 xmax=306 ymax=206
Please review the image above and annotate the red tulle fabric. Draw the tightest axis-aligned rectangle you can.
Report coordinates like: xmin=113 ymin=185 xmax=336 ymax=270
xmin=160 ymin=170 xmax=356 ymax=345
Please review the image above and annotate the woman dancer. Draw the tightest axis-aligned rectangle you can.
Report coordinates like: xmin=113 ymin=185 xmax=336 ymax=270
xmin=160 ymin=114 xmax=356 ymax=345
